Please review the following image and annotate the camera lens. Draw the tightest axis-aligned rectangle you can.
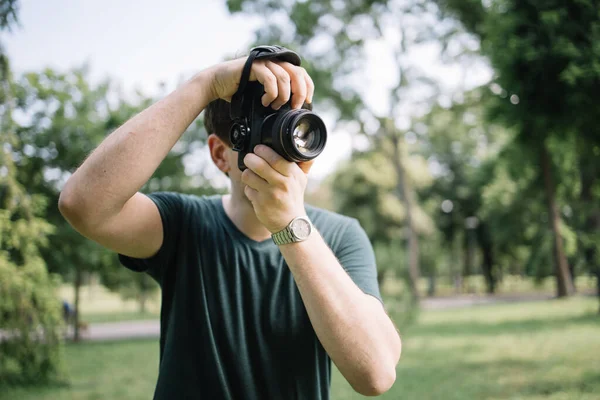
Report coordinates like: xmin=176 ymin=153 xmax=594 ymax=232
xmin=268 ymin=109 xmax=327 ymax=162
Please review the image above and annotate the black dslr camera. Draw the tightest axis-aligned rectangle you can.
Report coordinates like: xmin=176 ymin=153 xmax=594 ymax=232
xmin=229 ymin=45 xmax=327 ymax=171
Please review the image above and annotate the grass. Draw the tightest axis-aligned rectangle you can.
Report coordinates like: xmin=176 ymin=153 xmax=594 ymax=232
xmin=1 ymin=296 xmax=598 ymax=400
xmin=0 ymin=339 xmax=159 ymax=400
xmin=332 ymin=296 xmax=600 ymax=400
xmin=83 ymin=312 xmax=159 ymax=324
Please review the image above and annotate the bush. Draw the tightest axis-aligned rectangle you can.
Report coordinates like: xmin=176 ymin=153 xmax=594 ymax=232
xmin=0 ymin=255 xmax=66 ymax=384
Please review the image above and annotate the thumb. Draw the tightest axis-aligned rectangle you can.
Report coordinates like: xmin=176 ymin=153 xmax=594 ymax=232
xmin=298 ymin=159 xmax=315 ymax=175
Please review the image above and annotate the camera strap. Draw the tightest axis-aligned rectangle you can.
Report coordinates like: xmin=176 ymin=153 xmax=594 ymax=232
xmin=230 ymin=45 xmax=302 ymax=120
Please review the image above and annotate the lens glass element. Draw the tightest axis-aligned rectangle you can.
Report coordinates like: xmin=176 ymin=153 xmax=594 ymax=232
xmin=292 ymin=119 xmax=319 ymax=154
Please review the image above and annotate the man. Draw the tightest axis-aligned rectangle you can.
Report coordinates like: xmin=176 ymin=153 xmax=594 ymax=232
xmin=59 ymin=51 xmax=401 ymax=399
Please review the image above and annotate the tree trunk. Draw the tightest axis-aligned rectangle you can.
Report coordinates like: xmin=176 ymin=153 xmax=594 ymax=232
xmin=568 ymin=261 xmax=577 ymax=293
xmin=406 ymin=221 xmax=420 ymax=299
xmin=377 ymin=269 xmax=387 ymax=287
xmin=391 ymin=134 xmax=420 ymax=300
xmin=73 ymin=268 xmax=83 ymax=342
xmin=427 ymin=274 xmax=436 ymax=297
xmin=477 ymin=222 xmax=496 ymax=294
xmin=594 ymin=267 xmax=600 ymax=314
xmin=463 ymin=227 xmax=477 ymax=293
xmin=453 ymin=232 xmax=462 ymax=294
xmin=540 ymin=143 xmax=574 ymax=297
xmin=577 ymin=138 xmax=600 ymax=312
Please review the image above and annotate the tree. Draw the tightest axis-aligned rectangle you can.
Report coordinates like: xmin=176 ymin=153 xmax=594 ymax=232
xmin=436 ymin=0 xmax=600 ymax=298
xmin=329 ymin=139 xmax=435 ymax=287
xmin=418 ymin=88 xmax=512 ymax=294
xmin=0 ymin=0 xmax=66 ymax=383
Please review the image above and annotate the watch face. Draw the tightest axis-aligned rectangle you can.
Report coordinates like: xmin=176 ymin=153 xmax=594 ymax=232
xmin=290 ymin=218 xmax=312 ymax=240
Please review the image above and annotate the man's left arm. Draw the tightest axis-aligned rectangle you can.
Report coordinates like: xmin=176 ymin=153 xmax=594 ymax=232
xmin=280 ymin=225 xmax=401 ymax=396
xmin=242 ymin=145 xmax=402 ymax=397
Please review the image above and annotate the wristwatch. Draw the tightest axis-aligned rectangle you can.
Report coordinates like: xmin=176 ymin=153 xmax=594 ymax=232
xmin=272 ymin=216 xmax=313 ymax=245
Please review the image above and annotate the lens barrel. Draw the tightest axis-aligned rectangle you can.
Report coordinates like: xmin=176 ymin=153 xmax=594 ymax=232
xmin=266 ymin=109 xmax=327 ymax=162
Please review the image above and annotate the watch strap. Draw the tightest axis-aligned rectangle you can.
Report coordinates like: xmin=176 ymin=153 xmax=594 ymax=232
xmin=272 ymin=227 xmax=296 ymax=246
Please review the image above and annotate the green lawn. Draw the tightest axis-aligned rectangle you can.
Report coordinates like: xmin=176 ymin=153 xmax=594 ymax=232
xmin=1 ymin=297 xmax=598 ymax=400
xmin=83 ymin=312 xmax=159 ymax=324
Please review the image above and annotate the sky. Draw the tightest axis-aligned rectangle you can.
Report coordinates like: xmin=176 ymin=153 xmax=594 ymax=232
xmin=5 ymin=0 xmax=492 ymax=187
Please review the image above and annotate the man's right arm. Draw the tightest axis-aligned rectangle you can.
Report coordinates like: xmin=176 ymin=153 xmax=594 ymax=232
xmin=59 ymin=56 xmax=304 ymax=259
xmin=58 ymin=70 xmax=216 ymax=259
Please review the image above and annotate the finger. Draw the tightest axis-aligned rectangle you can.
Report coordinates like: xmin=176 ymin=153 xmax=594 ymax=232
xmin=303 ymin=68 xmax=314 ymax=104
xmin=241 ymin=168 xmax=268 ymax=191
xmin=298 ymin=159 xmax=315 ymax=174
xmin=278 ymin=62 xmax=307 ymax=109
xmin=252 ymin=61 xmax=278 ymax=107
xmin=265 ymin=61 xmax=291 ymax=110
xmin=244 ymin=152 xmax=285 ymax=184
xmin=253 ymin=145 xmax=295 ymax=177
xmin=244 ymin=185 xmax=258 ymax=202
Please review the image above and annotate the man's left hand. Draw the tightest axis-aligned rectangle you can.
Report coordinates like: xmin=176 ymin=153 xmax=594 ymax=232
xmin=242 ymin=145 xmax=314 ymax=233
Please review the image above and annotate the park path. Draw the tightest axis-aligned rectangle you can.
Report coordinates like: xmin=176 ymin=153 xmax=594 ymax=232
xmin=74 ymin=292 xmax=573 ymax=342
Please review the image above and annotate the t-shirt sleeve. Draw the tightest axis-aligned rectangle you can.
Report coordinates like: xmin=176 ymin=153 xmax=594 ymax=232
xmin=118 ymin=191 xmax=184 ymax=283
xmin=335 ymin=218 xmax=382 ymax=302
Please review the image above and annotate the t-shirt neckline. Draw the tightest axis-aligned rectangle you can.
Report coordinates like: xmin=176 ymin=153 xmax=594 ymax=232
xmin=213 ymin=195 xmax=276 ymax=250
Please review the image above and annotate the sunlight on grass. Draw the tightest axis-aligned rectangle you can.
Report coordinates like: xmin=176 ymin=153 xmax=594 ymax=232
xmin=333 ymin=297 xmax=599 ymax=400
xmin=1 ymin=297 xmax=598 ymax=400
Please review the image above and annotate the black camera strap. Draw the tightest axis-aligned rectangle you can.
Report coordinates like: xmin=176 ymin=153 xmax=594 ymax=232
xmin=230 ymin=45 xmax=302 ymax=120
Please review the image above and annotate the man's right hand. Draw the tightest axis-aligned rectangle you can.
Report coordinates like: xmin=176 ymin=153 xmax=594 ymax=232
xmin=206 ymin=57 xmax=314 ymax=110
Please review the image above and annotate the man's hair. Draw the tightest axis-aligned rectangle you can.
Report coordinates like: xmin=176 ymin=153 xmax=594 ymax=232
xmin=204 ymin=99 xmax=236 ymax=146
xmin=203 ymin=99 xmax=314 ymax=146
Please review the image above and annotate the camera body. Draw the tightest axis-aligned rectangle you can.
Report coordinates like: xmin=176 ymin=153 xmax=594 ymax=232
xmin=230 ymin=81 xmax=327 ymax=171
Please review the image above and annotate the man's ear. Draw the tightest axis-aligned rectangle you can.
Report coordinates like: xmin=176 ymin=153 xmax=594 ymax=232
xmin=208 ymin=134 xmax=231 ymax=174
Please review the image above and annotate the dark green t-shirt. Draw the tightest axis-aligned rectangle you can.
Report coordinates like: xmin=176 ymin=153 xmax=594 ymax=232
xmin=119 ymin=193 xmax=381 ymax=400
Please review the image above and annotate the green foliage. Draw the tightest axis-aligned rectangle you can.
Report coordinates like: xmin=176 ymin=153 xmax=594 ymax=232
xmin=480 ymin=1 xmax=600 ymax=143
xmin=0 ymin=0 xmax=66 ymax=384
xmin=331 ymin=146 xmax=434 ymax=243
xmin=434 ymin=0 xmax=600 ymax=298
xmin=433 ymin=0 xmax=487 ymax=36
xmin=0 ymin=259 xmax=65 ymax=384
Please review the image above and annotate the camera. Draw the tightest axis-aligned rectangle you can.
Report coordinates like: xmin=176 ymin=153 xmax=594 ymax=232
xmin=229 ymin=81 xmax=328 ymax=171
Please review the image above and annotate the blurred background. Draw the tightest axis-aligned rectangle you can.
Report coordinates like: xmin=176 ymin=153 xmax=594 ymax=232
xmin=1 ymin=0 xmax=599 ymax=399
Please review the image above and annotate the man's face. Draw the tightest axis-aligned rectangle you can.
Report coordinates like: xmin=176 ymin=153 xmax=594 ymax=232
xmin=207 ymin=133 xmax=315 ymax=202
